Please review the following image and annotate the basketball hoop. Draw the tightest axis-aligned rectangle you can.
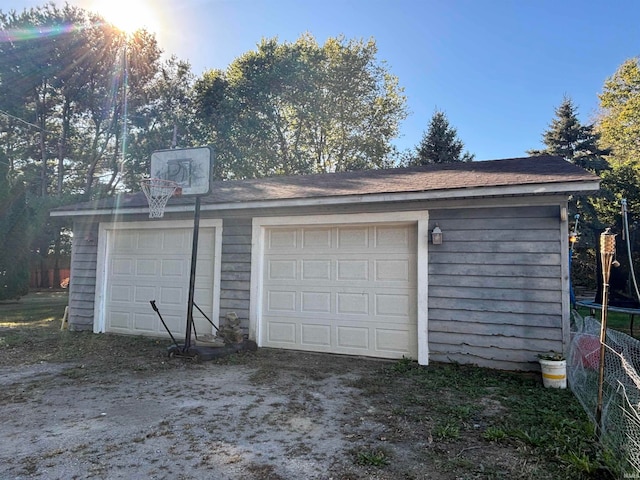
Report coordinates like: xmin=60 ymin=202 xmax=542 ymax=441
xmin=140 ymin=178 xmax=181 ymax=218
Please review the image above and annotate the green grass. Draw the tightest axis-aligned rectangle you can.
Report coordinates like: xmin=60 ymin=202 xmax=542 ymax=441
xmin=0 ymin=290 xmax=170 ymax=370
xmin=367 ymin=360 xmax=624 ymax=479
xmin=354 ymin=447 xmax=390 ymax=467
xmin=576 ymin=306 xmax=638 ymax=338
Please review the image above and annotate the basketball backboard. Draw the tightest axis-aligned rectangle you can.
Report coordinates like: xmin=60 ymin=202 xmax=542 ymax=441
xmin=150 ymin=147 xmax=213 ymax=196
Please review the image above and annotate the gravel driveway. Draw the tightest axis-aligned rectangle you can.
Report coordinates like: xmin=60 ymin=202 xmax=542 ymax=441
xmin=0 ymin=349 xmax=422 ymax=480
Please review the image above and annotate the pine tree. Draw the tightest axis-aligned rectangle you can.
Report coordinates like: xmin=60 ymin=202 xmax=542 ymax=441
xmin=530 ymin=97 xmax=610 ymax=291
xmin=0 ymin=160 xmax=31 ymax=300
xmin=529 ymin=97 xmax=609 ymax=173
xmin=413 ymin=111 xmax=474 ymax=165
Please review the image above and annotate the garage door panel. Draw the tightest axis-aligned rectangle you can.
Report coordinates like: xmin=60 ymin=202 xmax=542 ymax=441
xmin=267 ymin=290 xmax=296 ymax=312
xmin=302 ymin=228 xmax=332 ymax=248
xmin=375 ymin=293 xmax=411 ymax=317
xmin=301 ymin=260 xmax=331 ymax=280
xmin=336 ymin=326 xmax=369 ymax=350
xmin=112 ymin=231 xmax=136 ymax=251
xmin=132 ymin=312 xmax=157 ymax=332
xmin=375 ymin=328 xmax=411 ymax=353
xmin=301 ymin=291 xmax=331 ymax=313
xmin=161 ymin=258 xmax=186 ymax=277
xmin=267 ymin=259 xmax=297 ymax=280
xmin=261 ymin=223 xmax=417 ymax=359
xmin=110 ymin=284 xmax=132 ymax=302
xmin=375 ymin=259 xmax=412 ymax=282
xmin=336 ymin=227 xmax=369 ymax=248
xmin=135 ymin=258 xmax=157 ymax=276
xmin=301 ymin=324 xmax=331 ymax=346
xmin=336 ymin=292 xmax=369 ymax=315
xmin=134 ymin=285 xmax=156 ymax=303
xmin=162 ymin=230 xmax=188 ymax=250
xmin=138 ymin=231 xmax=163 ymax=249
xmin=268 ymin=229 xmax=297 ymax=249
xmin=376 ymin=226 xmax=411 ymax=247
xmin=160 ymin=312 xmax=184 ymax=334
xmin=159 ymin=286 xmax=182 ymax=305
xmin=336 ymin=260 xmax=369 ymax=281
xmin=112 ymin=257 xmax=134 ymax=275
xmin=108 ymin=311 xmax=130 ymax=330
xmin=267 ymin=321 xmax=297 ymax=343
xmin=195 ymin=259 xmax=215 ymax=278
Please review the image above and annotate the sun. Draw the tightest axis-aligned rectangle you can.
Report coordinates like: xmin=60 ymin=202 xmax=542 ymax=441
xmin=90 ymin=0 xmax=162 ymax=35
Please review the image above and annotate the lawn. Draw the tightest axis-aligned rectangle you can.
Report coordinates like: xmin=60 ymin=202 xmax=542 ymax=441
xmin=0 ymin=291 xmax=627 ymax=479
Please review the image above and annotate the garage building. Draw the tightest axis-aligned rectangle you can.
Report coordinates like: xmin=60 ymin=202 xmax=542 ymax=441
xmin=52 ymin=155 xmax=599 ymax=370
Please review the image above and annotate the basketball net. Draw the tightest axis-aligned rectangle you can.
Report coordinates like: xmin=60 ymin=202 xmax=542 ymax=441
xmin=140 ymin=178 xmax=181 ymax=218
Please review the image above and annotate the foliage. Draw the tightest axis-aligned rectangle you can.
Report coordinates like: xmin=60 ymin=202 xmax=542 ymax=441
xmin=537 ymin=352 xmax=565 ymax=361
xmin=590 ymin=58 xmax=640 ymax=292
xmin=0 ymin=4 xmax=181 ymax=287
xmin=193 ymin=34 xmax=408 ymax=178
xmin=529 ymin=96 xmax=609 ymax=173
xmin=0 ymin=4 xmax=173 ymax=199
xmin=0 ymin=169 xmax=30 ymax=300
xmin=529 ymin=97 xmax=611 ymax=288
xmin=410 ymin=110 xmax=474 ymax=165
xmin=354 ymin=448 xmax=390 ymax=467
xmin=597 ymin=58 xmax=640 ymax=166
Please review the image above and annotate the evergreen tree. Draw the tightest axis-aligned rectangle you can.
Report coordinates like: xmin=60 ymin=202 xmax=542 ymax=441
xmin=528 ymin=96 xmax=609 ymax=173
xmin=0 ymin=159 xmax=30 ymax=300
xmin=412 ymin=110 xmax=474 ymax=165
xmin=529 ymin=97 xmax=612 ymax=289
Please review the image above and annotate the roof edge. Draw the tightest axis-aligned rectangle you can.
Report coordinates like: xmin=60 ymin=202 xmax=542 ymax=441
xmin=51 ymin=179 xmax=600 ymax=218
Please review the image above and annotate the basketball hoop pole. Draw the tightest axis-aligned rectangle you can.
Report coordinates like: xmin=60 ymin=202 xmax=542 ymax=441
xmin=183 ymin=195 xmax=201 ymax=352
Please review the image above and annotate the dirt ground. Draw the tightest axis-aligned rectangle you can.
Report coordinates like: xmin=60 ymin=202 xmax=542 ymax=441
xmin=0 ymin=338 xmax=569 ymax=480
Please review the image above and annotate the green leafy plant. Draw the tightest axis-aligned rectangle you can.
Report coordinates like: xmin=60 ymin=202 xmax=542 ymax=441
xmin=391 ymin=356 xmax=414 ymax=373
xmin=538 ymin=352 xmax=565 ymax=361
xmin=355 ymin=448 xmax=390 ymax=467
xmin=433 ymin=422 xmax=460 ymax=441
xmin=482 ymin=426 xmax=508 ymax=442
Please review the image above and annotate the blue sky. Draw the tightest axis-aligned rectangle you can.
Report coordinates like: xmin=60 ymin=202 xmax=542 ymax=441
xmin=7 ymin=0 xmax=640 ymax=160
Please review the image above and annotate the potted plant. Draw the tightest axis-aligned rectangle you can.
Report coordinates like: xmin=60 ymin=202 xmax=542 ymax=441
xmin=538 ymin=352 xmax=567 ymax=389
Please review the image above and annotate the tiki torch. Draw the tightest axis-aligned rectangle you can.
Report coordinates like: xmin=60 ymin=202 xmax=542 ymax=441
xmin=596 ymin=227 xmax=617 ymax=436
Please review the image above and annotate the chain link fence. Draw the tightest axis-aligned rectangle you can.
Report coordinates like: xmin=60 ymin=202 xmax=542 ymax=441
xmin=568 ymin=311 xmax=640 ymax=475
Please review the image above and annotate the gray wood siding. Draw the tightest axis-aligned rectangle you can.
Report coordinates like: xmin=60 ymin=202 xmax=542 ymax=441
xmin=427 ymin=205 xmax=564 ymax=370
xmin=68 ymin=222 xmax=98 ymax=331
xmin=219 ymin=218 xmax=252 ymax=329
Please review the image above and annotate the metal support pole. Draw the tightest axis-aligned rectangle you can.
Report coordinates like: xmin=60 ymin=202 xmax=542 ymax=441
xmin=183 ymin=196 xmax=202 ymax=351
xmin=596 ymin=228 xmax=616 ymax=438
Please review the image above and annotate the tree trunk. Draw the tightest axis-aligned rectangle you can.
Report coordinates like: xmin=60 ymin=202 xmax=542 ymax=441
xmin=52 ymin=227 xmax=61 ymax=288
xmin=38 ymin=79 xmax=48 ymax=198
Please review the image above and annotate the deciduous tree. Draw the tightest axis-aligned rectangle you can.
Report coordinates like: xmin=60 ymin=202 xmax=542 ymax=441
xmin=194 ymin=35 xmax=407 ymax=178
xmin=597 ymin=58 xmax=640 ymax=166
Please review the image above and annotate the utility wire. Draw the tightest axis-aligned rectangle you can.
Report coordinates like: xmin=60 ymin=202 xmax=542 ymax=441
xmin=0 ymin=108 xmax=55 ymax=134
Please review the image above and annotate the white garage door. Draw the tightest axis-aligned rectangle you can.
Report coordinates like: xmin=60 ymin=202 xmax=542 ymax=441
xmin=261 ymin=223 xmax=417 ymax=359
xmin=103 ymin=225 xmax=217 ymax=338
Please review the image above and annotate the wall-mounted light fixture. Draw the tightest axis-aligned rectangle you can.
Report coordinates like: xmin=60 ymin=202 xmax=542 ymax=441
xmin=431 ymin=224 xmax=443 ymax=245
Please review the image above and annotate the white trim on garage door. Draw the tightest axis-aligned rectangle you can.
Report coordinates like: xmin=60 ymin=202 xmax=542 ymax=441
xmin=250 ymin=212 xmax=429 ymax=364
xmin=94 ymin=219 xmax=222 ymax=337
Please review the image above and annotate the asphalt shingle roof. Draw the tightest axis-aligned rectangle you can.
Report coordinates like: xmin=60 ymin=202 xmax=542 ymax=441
xmin=53 ymin=155 xmax=599 ymax=214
